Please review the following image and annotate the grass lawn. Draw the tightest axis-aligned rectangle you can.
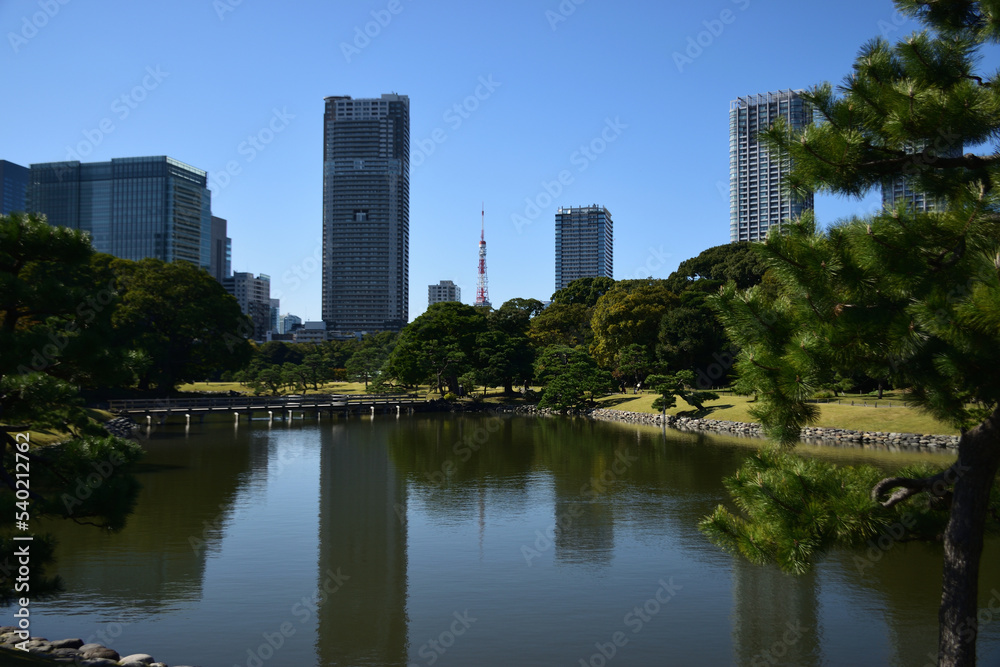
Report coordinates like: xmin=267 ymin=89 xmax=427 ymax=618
xmin=17 ymin=408 xmax=117 ymax=447
xmin=594 ymin=392 xmax=958 ymax=436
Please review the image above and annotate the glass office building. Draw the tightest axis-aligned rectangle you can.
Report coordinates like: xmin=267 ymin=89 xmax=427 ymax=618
xmin=0 ymin=160 xmax=29 ymax=215
xmin=730 ymin=90 xmax=814 ymax=242
xmin=554 ymin=205 xmax=613 ymax=292
xmin=28 ymin=156 xmax=212 ymax=269
xmin=322 ymin=94 xmax=409 ymax=333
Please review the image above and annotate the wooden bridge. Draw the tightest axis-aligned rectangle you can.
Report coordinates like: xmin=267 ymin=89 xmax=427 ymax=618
xmin=108 ymin=394 xmax=427 ymax=425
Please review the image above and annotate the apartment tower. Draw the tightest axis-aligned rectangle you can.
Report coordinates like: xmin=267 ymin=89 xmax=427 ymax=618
xmin=554 ymin=205 xmax=613 ymax=292
xmin=322 ymin=94 xmax=410 ymax=333
xmin=729 ymin=90 xmax=813 ymax=242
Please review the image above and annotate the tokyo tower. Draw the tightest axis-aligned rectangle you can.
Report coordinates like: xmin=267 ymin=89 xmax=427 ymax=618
xmin=475 ymin=205 xmax=491 ymax=308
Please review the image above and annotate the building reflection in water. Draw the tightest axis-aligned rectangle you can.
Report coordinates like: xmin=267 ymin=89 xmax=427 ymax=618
xmin=317 ymin=421 xmax=408 ymax=666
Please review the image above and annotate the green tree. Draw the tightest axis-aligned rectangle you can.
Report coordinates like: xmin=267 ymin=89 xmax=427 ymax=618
xmin=301 ymin=352 xmax=330 ymax=391
xmin=551 ymin=276 xmax=616 ymax=307
xmin=0 ymin=213 xmax=143 ymax=601
xmin=111 ymin=258 xmax=253 ymax=392
xmin=663 ymin=241 xmax=766 ymax=295
xmin=383 ymin=302 xmax=487 ymax=395
xmin=655 ymin=289 xmax=730 ymax=378
xmin=534 ymin=345 xmax=613 ymax=411
xmin=477 ymin=298 xmax=542 ymax=394
xmin=705 ymin=5 xmax=1000 ymax=663
xmin=345 ymin=332 xmax=396 ymax=390
xmin=590 ymin=279 xmax=677 ymax=367
xmin=646 ymin=371 xmax=720 ymax=417
xmin=529 ymin=279 xmax=616 ymax=349
xmin=612 ymin=343 xmax=654 ymax=390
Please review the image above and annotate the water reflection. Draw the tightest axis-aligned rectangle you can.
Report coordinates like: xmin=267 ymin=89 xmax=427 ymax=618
xmin=28 ymin=413 xmax=1000 ymax=667
xmin=317 ymin=422 xmax=408 ymax=666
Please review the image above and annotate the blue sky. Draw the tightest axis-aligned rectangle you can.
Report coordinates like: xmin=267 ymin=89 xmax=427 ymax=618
xmin=2 ymin=0 xmax=932 ymax=321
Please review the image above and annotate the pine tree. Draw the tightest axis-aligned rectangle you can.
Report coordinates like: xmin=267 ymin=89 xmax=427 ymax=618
xmin=705 ymin=2 xmax=1000 ymax=664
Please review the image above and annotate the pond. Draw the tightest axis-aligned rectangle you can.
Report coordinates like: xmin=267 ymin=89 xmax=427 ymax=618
xmin=32 ymin=413 xmax=1000 ymax=666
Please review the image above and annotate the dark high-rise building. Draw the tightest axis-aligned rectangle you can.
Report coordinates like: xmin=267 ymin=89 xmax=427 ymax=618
xmin=28 ymin=156 xmax=212 ymax=269
xmin=322 ymin=94 xmax=409 ymax=333
xmin=0 ymin=160 xmax=29 ymax=215
xmin=554 ymin=205 xmax=613 ymax=292
xmin=210 ymin=215 xmax=232 ymax=282
xmin=730 ymin=90 xmax=814 ymax=242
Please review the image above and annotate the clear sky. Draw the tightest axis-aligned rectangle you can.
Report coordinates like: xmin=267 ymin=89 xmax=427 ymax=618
xmin=1 ymin=0 xmax=934 ymax=321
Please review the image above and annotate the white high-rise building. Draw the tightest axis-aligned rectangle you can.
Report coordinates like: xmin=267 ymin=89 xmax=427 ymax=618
xmin=428 ymin=280 xmax=461 ymax=308
xmin=730 ymin=90 xmax=814 ymax=242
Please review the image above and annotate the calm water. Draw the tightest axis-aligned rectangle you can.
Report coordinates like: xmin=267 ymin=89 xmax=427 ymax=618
xmin=31 ymin=414 xmax=1000 ymax=666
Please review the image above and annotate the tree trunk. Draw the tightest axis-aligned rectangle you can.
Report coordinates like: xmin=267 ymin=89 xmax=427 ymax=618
xmin=938 ymin=406 xmax=1000 ymax=666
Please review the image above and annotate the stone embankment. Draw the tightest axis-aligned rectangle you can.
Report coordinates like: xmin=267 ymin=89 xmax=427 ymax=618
xmin=103 ymin=415 xmax=140 ymax=438
xmin=587 ymin=408 xmax=960 ymax=452
xmin=0 ymin=629 xmax=197 ymax=666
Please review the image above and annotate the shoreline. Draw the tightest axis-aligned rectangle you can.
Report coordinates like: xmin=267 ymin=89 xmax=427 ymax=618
xmin=490 ymin=404 xmax=960 ymax=453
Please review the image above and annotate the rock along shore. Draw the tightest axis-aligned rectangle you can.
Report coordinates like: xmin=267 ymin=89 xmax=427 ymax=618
xmin=586 ymin=408 xmax=959 ymax=452
xmin=0 ymin=628 xmax=197 ymax=667
xmin=484 ymin=403 xmax=958 ymax=452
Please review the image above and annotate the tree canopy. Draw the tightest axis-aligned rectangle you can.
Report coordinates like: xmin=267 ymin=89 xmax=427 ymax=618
xmin=704 ymin=3 xmax=1000 ymax=663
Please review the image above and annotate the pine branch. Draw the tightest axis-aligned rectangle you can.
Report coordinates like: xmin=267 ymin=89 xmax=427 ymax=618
xmin=871 ymin=466 xmax=952 ymax=508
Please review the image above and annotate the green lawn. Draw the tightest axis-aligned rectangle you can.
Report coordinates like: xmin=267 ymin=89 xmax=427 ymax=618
xmin=594 ymin=392 xmax=958 ymax=436
xmin=17 ymin=408 xmax=117 ymax=447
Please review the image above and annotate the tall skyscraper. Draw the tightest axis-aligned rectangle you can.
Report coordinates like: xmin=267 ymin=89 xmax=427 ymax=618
xmin=0 ymin=160 xmax=29 ymax=215
xmin=554 ymin=205 xmax=613 ymax=293
xmin=210 ymin=215 xmax=232 ymax=283
xmin=28 ymin=156 xmax=212 ymax=269
xmin=881 ymin=139 xmax=962 ymax=213
xmin=322 ymin=94 xmax=409 ymax=333
xmin=730 ymin=90 xmax=814 ymax=242
xmin=428 ymin=280 xmax=461 ymax=307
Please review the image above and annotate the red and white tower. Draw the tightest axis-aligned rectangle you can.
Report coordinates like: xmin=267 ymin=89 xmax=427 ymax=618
xmin=475 ymin=204 xmax=491 ymax=308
